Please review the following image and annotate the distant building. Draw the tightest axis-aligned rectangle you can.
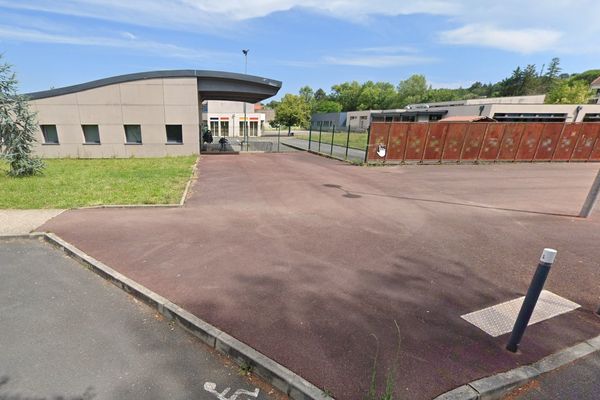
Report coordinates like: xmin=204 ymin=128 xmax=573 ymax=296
xmin=202 ymin=100 xmax=266 ymax=137
xmin=310 ymin=112 xmax=347 ymax=130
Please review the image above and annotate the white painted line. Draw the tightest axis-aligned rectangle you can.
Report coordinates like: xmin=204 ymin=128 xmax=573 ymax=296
xmin=204 ymin=382 xmax=259 ymax=400
xmin=461 ymin=290 xmax=580 ymax=337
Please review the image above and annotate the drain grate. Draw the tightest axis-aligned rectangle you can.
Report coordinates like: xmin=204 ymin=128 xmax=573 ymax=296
xmin=461 ymin=290 xmax=580 ymax=337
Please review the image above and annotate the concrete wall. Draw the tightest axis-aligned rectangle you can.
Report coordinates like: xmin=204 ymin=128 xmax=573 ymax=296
xmin=347 ymin=110 xmax=376 ymax=131
xmin=310 ymin=112 xmax=347 ymax=129
xmin=204 ymin=100 xmax=254 ymax=113
xmin=30 ymin=77 xmax=200 ymax=158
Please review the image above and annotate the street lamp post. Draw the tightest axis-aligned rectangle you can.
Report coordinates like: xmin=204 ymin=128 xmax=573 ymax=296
xmin=242 ymin=49 xmax=249 ymax=151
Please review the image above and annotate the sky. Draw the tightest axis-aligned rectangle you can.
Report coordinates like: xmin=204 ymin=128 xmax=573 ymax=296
xmin=0 ymin=1 xmax=599 ymax=100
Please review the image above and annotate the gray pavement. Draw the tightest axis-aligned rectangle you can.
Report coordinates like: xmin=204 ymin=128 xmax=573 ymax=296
xmin=0 ymin=238 xmax=278 ymax=400
xmin=505 ymin=351 xmax=600 ymax=399
xmin=281 ymin=138 xmax=365 ymax=162
xmin=0 ymin=209 xmax=64 ymax=235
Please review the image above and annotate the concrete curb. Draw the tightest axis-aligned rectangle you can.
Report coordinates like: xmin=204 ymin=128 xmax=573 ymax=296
xmin=434 ymin=334 xmax=600 ymax=400
xmin=33 ymin=232 xmax=328 ymax=400
xmin=76 ymin=156 xmax=199 ymax=210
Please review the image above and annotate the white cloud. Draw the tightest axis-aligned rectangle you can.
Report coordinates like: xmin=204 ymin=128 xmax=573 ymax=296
xmin=0 ymin=0 xmax=598 ymax=54
xmin=439 ymin=24 xmax=562 ymax=54
xmin=0 ymin=25 xmax=231 ymax=61
xmin=324 ymin=54 xmax=436 ymax=68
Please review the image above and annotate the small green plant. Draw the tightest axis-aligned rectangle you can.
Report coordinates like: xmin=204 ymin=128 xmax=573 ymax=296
xmin=322 ymin=388 xmax=334 ymax=398
xmin=238 ymin=361 xmax=253 ymax=376
xmin=365 ymin=320 xmax=402 ymax=400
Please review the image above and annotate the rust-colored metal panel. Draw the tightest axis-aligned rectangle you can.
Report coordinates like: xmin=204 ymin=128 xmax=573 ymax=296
xmin=404 ymin=123 xmax=429 ymax=161
xmin=442 ymin=123 xmax=468 ymax=161
xmin=423 ymin=123 xmax=448 ymax=161
xmin=479 ymin=124 xmax=506 ymax=160
xmin=498 ymin=124 xmax=524 ymax=160
xmin=367 ymin=122 xmax=390 ymax=162
xmin=534 ymin=123 xmax=563 ymax=160
xmin=515 ymin=123 xmax=544 ymax=161
xmin=386 ymin=123 xmax=409 ymax=161
xmin=552 ymin=123 xmax=580 ymax=161
xmin=460 ymin=123 xmax=487 ymax=161
xmin=589 ymin=125 xmax=600 ymax=161
xmin=571 ymin=123 xmax=600 ymax=160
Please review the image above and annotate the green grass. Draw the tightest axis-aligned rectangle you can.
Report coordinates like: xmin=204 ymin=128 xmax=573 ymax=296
xmin=0 ymin=156 xmax=197 ymax=209
xmin=295 ymin=132 xmax=368 ymax=150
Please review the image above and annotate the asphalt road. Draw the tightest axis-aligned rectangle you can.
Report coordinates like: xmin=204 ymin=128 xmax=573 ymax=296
xmin=504 ymin=351 xmax=600 ymax=399
xmin=0 ymin=238 xmax=279 ymax=400
xmin=40 ymin=153 xmax=600 ymax=399
xmin=281 ymin=138 xmax=365 ymax=162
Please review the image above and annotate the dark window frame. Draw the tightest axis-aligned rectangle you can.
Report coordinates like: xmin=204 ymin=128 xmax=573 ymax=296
xmin=165 ymin=124 xmax=183 ymax=144
xmin=41 ymin=124 xmax=59 ymax=144
xmin=82 ymin=124 xmax=101 ymax=144
xmin=124 ymin=124 xmax=143 ymax=144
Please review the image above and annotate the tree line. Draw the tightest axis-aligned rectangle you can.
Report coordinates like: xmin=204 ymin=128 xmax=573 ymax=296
xmin=270 ymin=58 xmax=599 ymax=130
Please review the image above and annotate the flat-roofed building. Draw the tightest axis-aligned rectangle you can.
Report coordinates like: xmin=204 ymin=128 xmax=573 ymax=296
xmin=26 ymin=70 xmax=281 ymax=158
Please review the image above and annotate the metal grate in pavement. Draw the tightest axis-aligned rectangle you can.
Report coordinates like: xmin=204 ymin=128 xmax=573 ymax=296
xmin=461 ymin=290 xmax=580 ymax=337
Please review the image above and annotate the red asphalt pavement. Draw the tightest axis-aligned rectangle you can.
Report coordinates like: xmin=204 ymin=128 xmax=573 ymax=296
xmin=40 ymin=153 xmax=600 ymax=399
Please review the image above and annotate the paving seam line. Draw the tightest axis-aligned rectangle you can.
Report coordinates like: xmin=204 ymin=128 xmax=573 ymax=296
xmin=435 ymin=334 xmax=600 ymax=400
xmin=27 ymin=232 xmax=328 ymax=400
xmin=76 ymin=156 xmax=199 ymax=210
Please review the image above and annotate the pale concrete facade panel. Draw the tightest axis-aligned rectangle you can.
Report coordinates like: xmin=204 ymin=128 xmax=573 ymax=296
xmin=27 ymin=71 xmax=281 ymax=158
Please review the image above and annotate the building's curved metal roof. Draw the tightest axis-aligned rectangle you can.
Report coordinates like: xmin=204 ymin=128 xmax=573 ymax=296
xmin=25 ymin=70 xmax=282 ymax=103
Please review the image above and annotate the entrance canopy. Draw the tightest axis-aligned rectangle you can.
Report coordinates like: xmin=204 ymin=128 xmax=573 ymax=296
xmin=26 ymin=70 xmax=282 ymax=103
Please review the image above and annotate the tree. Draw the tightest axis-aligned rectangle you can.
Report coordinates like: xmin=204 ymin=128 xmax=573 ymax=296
xmin=273 ymin=94 xmax=310 ymax=134
xmin=314 ymin=88 xmax=327 ymax=101
xmin=0 ymin=56 xmax=45 ymax=176
xmin=357 ymin=81 xmax=397 ymax=110
xmin=397 ymin=74 xmax=428 ymax=106
xmin=314 ymin=100 xmax=343 ymax=113
xmin=298 ymin=85 xmax=314 ymax=104
xmin=545 ymin=80 xmax=592 ymax=104
xmin=330 ymin=81 xmax=362 ymax=111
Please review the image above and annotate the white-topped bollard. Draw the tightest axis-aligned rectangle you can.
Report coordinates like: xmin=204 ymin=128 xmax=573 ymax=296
xmin=507 ymin=248 xmax=557 ymax=353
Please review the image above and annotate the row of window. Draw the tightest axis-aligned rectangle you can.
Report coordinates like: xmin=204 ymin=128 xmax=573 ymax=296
xmin=208 ymin=120 xmax=260 ymax=137
xmin=40 ymin=124 xmax=184 ymax=145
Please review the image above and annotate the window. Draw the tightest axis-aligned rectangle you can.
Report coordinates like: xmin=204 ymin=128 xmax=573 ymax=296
xmin=82 ymin=125 xmax=100 ymax=144
xmin=239 ymin=121 xmax=245 ymax=137
xmin=429 ymin=114 xmax=443 ymax=121
xmin=220 ymin=121 xmax=229 ymax=137
xmin=124 ymin=125 xmax=142 ymax=144
xmin=249 ymin=121 xmax=258 ymax=136
xmin=210 ymin=120 xmax=219 ymax=135
xmin=583 ymin=113 xmax=600 ymax=122
xmin=41 ymin=125 xmax=59 ymax=144
xmin=493 ymin=113 xmax=567 ymax=122
xmin=166 ymin=125 xmax=183 ymax=143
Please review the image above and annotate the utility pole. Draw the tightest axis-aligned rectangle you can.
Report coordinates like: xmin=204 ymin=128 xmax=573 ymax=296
xmin=242 ymin=49 xmax=249 ymax=151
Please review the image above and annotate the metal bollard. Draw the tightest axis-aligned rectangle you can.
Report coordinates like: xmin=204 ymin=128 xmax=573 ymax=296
xmin=506 ymin=248 xmax=557 ymax=353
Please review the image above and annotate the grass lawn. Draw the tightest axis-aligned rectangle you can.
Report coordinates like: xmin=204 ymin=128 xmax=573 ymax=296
xmin=0 ymin=156 xmax=197 ymax=209
xmin=294 ymin=132 xmax=368 ymax=150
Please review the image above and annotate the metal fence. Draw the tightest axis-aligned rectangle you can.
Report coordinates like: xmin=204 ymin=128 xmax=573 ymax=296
xmin=366 ymin=122 xmax=600 ymax=163
xmin=297 ymin=123 xmax=368 ymax=163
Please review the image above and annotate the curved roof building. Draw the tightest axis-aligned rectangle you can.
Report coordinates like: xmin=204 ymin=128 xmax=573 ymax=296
xmin=27 ymin=70 xmax=281 ymax=158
